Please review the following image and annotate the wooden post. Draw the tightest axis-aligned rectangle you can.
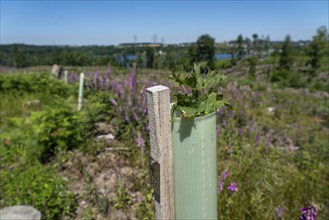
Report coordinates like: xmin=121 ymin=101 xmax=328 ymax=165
xmin=146 ymin=85 xmax=175 ymax=220
xmin=77 ymin=72 xmax=84 ymax=111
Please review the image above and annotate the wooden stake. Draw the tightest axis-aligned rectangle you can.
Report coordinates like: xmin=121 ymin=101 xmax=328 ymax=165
xmin=146 ymin=85 xmax=175 ymax=220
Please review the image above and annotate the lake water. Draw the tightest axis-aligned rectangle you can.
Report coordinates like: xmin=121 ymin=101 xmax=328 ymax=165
xmin=215 ymin=53 xmax=232 ymax=60
xmin=126 ymin=53 xmax=232 ymax=61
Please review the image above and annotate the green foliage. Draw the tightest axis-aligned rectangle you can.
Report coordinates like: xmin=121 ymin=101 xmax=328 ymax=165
xmin=110 ymin=186 xmax=134 ymax=212
xmin=0 ymin=73 xmax=73 ymax=97
xmin=135 ymin=188 xmax=156 ymax=220
xmin=306 ymin=26 xmax=329 ymax=75
xmin=0 ymin=163 xmax=77 ymax=220
xmin=279 ymin=35 xmax=294 ymax=70
xmin=217 ymin=87 xmax=328 ymax=219
xmin=271 ymin=69 xmax=306 ymax=88
xmin=170 ymin=63 xmax=230 ymax=118
xmin=247 ymin=56 xmax=257 ymax=80
xmin=192 ymin=34 xmax=216 ymax=69
xmin=28 ymin=103 xmax=97 ymax=162
xmin=236 ymin=34 xmax=245 ymax=60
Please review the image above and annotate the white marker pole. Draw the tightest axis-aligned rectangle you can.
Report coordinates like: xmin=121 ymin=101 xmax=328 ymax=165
xmin=78 ymin=72 xmax=84 ymax=111
xmin=64 ymin=70 xmax=68 ymax=84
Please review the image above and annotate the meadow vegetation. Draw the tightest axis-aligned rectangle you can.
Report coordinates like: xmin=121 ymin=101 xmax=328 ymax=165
xmin=0 ymin=27 xmax=328 ymax=219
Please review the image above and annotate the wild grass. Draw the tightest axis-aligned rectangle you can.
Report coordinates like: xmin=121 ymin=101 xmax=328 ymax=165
xmin=0 ymin=66 xmax=328 ymax=219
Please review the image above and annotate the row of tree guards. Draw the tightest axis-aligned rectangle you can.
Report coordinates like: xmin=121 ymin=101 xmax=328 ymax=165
xmin=146 ymin=85 xmax=218 ymax=219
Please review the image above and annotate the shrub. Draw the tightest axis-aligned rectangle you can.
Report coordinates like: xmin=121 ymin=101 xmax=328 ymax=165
xmin=0 ymin=163 xmax=77 ymax=219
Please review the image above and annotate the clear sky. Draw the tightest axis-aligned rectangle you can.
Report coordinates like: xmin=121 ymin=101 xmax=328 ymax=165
xmin=1 ymin=0 xmax=328 ymax=45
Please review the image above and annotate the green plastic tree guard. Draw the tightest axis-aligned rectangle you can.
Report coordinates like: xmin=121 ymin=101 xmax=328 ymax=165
xmin=172 ymin=111 xmax=217 ymax=220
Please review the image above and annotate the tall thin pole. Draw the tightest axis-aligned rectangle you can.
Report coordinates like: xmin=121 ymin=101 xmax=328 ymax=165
xmin=78 ymin=72 xmax=84 ymax=111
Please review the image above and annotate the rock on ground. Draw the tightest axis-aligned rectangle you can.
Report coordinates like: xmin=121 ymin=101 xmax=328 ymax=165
xmin=0 ymin=206 xmax=41 ymax=220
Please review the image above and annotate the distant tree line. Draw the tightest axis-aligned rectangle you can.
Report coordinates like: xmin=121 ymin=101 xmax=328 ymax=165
xmin=0 ymin=27 xmax=327 ymax=76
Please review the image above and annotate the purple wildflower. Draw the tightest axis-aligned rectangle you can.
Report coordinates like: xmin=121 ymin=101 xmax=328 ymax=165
xmin=251 ymin=92 xmax=256 ymax=102
xmin=217 ymin=108 xmax=224 ymax=117
xmin=221 ymin=118 xmax=227 ymax=127
xmin=222 ymin=170 xmax=229 ymax=179
xmin=299 ymin=205 xmax=318 ymax=220
xmin=127 ymin=97 xmax=132 ymax=107
xmin=133 ymin=111 xmax=139 ymax=122
xmin=107 ymin=64 xmax=112 ymax=75
xmin=266 ymin=133 xmax=272 ymax=146
xmin=216 ymin=127 xmax=222 ymax=140
xmin=227 ymin=182 xmax=238 ymax=192
xmin=109 ymin=98 xmax=117 ymax=106
xmin=129 ymin=71 xmax=135 ymax=91
xmin=111 ymin=82 xmax=124 ymax=96
xmin=93 ymin=71 xmax=99 ymax=89
xmin=98 ymin=77 xmax=104 ymax=90
xmin=73 ymin=73 xmax=78 ymax=82
xmin=124 ymin=112 xmax=130 ymax=123
xmin=142 ymin=107 xmax=148 ymax=116
xmin=135 ymin=196 xmax=142 ymax=203
xmin=218 ymin=181 xmax=225 ymax=192
xmin=255 ymin=132 xmax=261 ymax=145
xmin=227 ymin=110 xmax=233 ymax=118
xmin=218 ymin=169 xmax=229 ymax=192
xmin=276 ymin=207 xmax=284 ymax=218
xmin=136 ymin=135 xmax=145 ymax=150
xmin=248 ymin=121 xmax=254 ymax=133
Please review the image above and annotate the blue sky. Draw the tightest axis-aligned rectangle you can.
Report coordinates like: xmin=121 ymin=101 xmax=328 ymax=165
xmin=1 ymin=0 xmax=328 ymax=45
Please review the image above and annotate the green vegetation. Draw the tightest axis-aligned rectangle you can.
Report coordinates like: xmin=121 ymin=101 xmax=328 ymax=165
xmin=170 ymin=63 xmax=230 ymax=118
xmin=0 ymin=26 xmax=328 ymax=219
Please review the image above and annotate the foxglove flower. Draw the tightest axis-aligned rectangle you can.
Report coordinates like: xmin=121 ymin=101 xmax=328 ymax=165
xmin=248 ymin=121 xmax=254 ymax=133
xmin=129 ymin=71 xmax=135 ymax=91
xmin=124 ymin=112 xmax=130 ymax=123
xmin=107 ymin=64 xmax=112 ymax=75
xmin=73 ymin=73 xmax=78 ymax=82
xmin=255 ymin=132 xmax=261 ymax=145
xmin=276 ymin=207 xmax=284 ymax=218
xmin=142 ymin=107 xmax=148 ymax=116
xmin=109 ymin=98 xmax=117 ymax=106
xmin=133 ymin=111 xmax=139 ymax=122
xmin=136 ymin=135 xmax=145 ymax=150
xmin=218 ymin=169 xmax=229 ymax=192
xmin=216 ymin=127 xmax=222 ymax=140
xmin=299 ymin=205 xmax=318 ymax=220
xmin=227 ymin=182 xmax=238 ymax=192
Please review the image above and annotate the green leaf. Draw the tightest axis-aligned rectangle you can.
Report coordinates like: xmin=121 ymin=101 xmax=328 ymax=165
xmin=170 ymin=63 xmax=231 ymax=118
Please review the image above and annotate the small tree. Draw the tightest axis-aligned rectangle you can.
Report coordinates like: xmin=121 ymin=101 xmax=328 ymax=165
xmin=252 ymin=33 xmax=259 ymax=56
xmin=307 ymin=26 xmax=329 ymax=75
xmin=248 ymin=56 xmax=257 ymax=80
xmin=195 ymin=34 xmax=216 ymax=70
xmin=279 ymin=35 xmax=293 ymax=70
xmin=146 ymin=47 xmax=155 ymax=68
xmin=236 ymin=34 xmax=245 ymax=60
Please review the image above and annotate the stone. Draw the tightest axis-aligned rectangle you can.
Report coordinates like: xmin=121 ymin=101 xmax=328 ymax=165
xmin=120 ymin=166 xmax=133 ymax=176
xmin=96 ymin=133 xmax=115 ymax=140
xmin=0 ymin=206 xmax=41 ymax=220
xmin=95 ymin=122 xmax=114 ymax=135
xmin=110 ymin=210 xmax=128 ymax=220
